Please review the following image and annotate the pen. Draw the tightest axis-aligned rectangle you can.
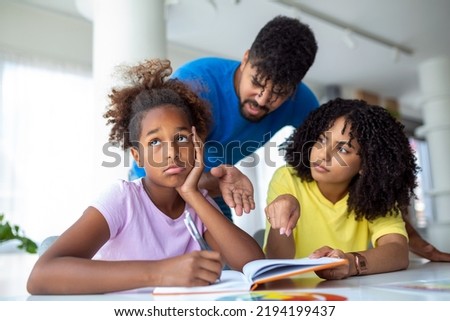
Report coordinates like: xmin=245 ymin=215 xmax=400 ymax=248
xmin=184 ymin=211 xmax=221 ymax=283
xmin=184 ymin=211 xmax=209 ymax=251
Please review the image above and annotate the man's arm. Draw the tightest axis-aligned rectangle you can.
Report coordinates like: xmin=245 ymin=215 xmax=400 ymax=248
xmin=198 ymin=165 xmax=255 ymax=216
xmin=198 ymin=171 xmax=222 ymax=198
xmin=403 ymin=210 xmax=450 ymax=262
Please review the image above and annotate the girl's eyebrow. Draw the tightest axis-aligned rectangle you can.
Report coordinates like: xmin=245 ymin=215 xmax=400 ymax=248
xmin=176 ymin=126 xmax=190 ymax=132
xmin=145 ymin=127 xmax=160 ymax=137
xmin=145 ymin=126 xmax=190 ymax=137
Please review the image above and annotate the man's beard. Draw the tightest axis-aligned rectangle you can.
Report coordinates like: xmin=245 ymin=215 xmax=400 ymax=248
xmin=239 ymin=99 xmax=270 ymax=123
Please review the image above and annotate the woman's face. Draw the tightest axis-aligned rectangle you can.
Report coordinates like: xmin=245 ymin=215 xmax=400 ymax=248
xmin=309 ymin=116 xmax=362 ymax=188
xmin=132 ymin=105 xmax=195 ymax=189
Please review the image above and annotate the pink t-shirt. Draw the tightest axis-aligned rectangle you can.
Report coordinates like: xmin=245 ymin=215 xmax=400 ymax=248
xmin=91 ymin=179 xmax=216 ymax=261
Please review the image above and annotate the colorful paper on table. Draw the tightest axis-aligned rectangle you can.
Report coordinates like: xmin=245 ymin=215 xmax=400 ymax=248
xmin=215 ymin=291 xmax=347 ymax=301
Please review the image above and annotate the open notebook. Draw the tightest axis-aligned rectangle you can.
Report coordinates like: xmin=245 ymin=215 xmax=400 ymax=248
xmin=153 ymin=257 xmax=347 ymax=295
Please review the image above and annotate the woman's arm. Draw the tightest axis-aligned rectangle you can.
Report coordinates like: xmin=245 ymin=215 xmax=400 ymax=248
xmin=352 ymin=233 xmax=409 ymax=275
xmin=265 ymin=228 xmax=296 ymax=259
xmin=403 ymin=212 xmax=450 ymax=262
xmin=27 ymin=206 xmax=222 ymax=295
xmin=264 ymin=194 xmax=300 ymax=259
xmin=311 ymin=233 xmax=409 ymax=280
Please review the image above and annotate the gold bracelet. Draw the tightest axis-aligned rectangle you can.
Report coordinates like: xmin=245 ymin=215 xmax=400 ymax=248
xmin=350 ymin=252 xmax=368 ymax=276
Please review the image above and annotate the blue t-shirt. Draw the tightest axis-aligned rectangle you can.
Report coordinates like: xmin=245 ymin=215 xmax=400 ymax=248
xmin=130 ymin=57 xmax=319 ymax=177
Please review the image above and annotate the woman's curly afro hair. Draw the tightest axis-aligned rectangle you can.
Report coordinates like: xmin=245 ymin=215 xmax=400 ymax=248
xmin=283 ymin=98 xmax=419 ymax=221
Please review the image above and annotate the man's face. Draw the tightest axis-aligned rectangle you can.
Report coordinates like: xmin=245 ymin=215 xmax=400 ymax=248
xmin=235 ymin=56 xmax=293 ymax=123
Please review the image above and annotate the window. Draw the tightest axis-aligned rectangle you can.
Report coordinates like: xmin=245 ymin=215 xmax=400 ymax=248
xmin=409 ymin=137 xmax=434 ymax=231
xmin=0 ymin=52 xmax=95 ymax=242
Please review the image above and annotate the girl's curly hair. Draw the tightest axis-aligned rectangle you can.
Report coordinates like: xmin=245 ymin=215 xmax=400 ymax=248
xmin=283 ymin=98 xmax=419 ymax=221
xmin=104 ymin=59 xmax=212 ymax=150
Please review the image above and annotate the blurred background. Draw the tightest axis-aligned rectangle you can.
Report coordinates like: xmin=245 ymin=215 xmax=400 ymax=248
xmin=1 ymin=0 xmax=449 ymax=251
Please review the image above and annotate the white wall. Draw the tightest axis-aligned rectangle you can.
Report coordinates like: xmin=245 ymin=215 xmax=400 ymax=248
xmin=0 ymin=1 xmax=92 ymax=67
xmin=0 ymin=1 xmax=211 ymax=69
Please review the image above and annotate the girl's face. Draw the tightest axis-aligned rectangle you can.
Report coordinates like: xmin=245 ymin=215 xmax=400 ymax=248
xmin=309 ymin=116 xmax=362 ymax=188
xmin=131 ymin=105 xmax=195 ymax=188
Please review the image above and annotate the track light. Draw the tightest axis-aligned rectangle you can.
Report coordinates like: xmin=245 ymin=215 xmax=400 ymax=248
xmin=343 ymin=29 xmax=357 ymax=50
xmin=392 ymin=47 xmax=401 ymax=62
xmin=274 ymin=0 xmax=413 ymax=56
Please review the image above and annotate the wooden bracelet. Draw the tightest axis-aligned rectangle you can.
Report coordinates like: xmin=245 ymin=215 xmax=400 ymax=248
xmin=350 ymin=252 xmax=368 ymax=275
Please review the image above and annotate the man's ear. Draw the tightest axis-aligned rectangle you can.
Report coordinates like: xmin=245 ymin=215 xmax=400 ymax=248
xmin=239 ymin=50 xmax=250 ymax=71
xmin=130 ymin=147 xmax=143 ymax=167
xmin=242 ymin=50 xmax=249 ymax=63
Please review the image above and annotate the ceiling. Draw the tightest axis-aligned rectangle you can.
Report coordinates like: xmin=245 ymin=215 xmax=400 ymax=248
xmin=13 ymin=0 xmax=450 ymax=121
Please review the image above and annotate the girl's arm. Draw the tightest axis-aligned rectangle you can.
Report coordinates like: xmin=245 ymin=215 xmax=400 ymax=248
xmin=177 ymin=127 xmax=264 ymax=271
xmin=264 ymin=194 xmax=300 ymax=259
xmin=27 ymin=206 xmax=222 ymax=295
xmin=310 ymin=233 xmax=409 ymax=280
xmin=188 ymin=194 xmax=264 ymax=271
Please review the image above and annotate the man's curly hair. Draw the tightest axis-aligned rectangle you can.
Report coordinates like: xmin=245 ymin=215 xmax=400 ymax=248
xmin=104 ymin=59 xmax=211 ymax=150
xmin=248 ymin=15 xmax=317 ymax=97
xmin=283 ymin=98 xmax=419 ymax=221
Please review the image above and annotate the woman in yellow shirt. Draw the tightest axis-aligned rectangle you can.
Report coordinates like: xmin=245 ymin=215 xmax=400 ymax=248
xmin=264 ymin=98 xmax=419 ymax=279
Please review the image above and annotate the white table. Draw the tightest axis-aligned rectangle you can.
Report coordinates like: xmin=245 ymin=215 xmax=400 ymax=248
xmin=1 ymin=252 xmax=449 ymax=301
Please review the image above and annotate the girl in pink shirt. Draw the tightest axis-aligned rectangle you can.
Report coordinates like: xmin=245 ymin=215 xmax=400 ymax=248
xmin=27 ymin=59 xmax=264 ymax=294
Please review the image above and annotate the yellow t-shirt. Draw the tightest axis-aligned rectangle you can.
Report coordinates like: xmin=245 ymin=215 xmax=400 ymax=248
xmin=264 ymin=166 xmax=407 ymax=258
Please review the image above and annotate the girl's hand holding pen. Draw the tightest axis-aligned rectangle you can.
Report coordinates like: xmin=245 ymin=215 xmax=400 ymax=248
xmin=156 ymin=251 xmax=222 ymax=287
xmin=184 ymin=211 xmax=222 ymax=282
xmin=265 ymin=194 xmax=300 ymax=237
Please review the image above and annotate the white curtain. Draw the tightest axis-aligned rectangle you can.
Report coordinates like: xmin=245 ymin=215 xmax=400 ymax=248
xmin=0 ymin=52 xmax=96 ymax=243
